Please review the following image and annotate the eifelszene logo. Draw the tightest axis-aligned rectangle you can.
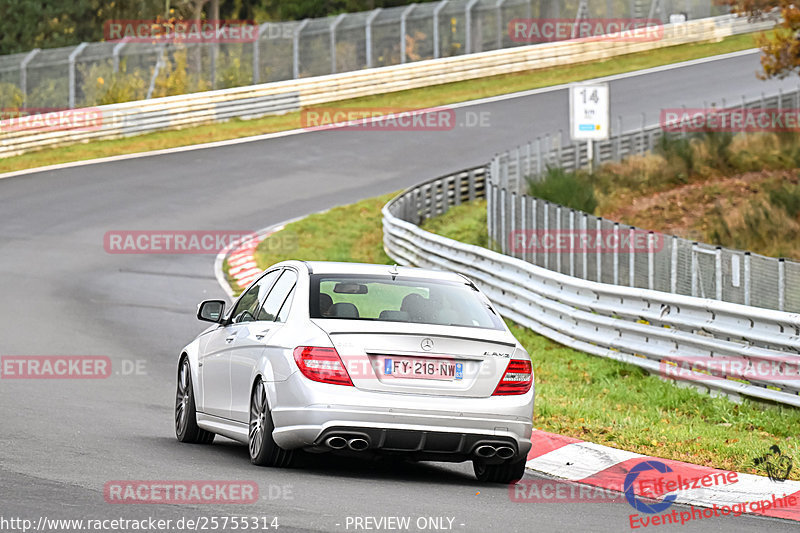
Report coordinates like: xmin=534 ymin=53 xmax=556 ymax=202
xmin=624 ymin=461 xmax=677 ymax=514
xmin=753 ymin=445 xmax=793 ymax=482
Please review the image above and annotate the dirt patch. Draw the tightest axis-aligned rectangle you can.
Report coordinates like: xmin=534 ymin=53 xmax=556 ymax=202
xmin=598 ymin=170 xmax=799 ymax=241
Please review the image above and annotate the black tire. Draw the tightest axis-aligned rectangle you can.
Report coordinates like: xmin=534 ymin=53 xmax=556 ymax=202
xmin=175 ymin=357 xmax=215 ymax=444
xmin=249 ymin=378 xmax=293 ymax=467
xmin=473 ymin=457 xmax=526 ymax=484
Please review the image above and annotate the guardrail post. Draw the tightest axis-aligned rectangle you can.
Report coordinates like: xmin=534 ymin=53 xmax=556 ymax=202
xmin=495 ymin=0 xmax=508 ymax=50
xmin=582 ymin=213 xmax=588 ymax=278
xmin=570 ymin=210 xmax=576 ymax=277
xmin=557 ymin=130 xmax=563 ymax=164
xmin=613 ymin=223 xmax=620 ymax=285
xmin=19 ymin=48 xmax=39 ymax=108
xmin=400 ymin=4 xmax=417 ymax=64
xmin=500 ymin=188 xmax=507 ymax=254
xmin=465 ymin=0 xmax=480 ymax=54
xmin=366 ymin=8 xmax=382 ymax=68
xmin=715 ymin=246 xmax=722 ymax=300
xmin=670 ymin=236 xmax=678 ymax=293
xmin=514 ymin=146 xmax=521 ymax=192
xmin=525 ymin=141 xmax=532 ymax=179
xmin=68 ymin=42 xmax=88 ymax=109
xmin=648 ymin=232 xmax=656 ymax=290
xmin=691 ymin=242 xmax=698 ymax=297
xmin=433 ymin=0 xmax=449 ymax=59
xmin=556 ymin=205 xmax=562 ymax=273
xmin=744 ymin=251 xmax=751 ymax=306
xmin=536 ymin=136 xmax=542 ymax=177
xmin=544 ymin=133 xmax=551 ymax=169
xmin=629 ymin=228 xmax=635 ymax=287
xmin=146 ymin=44 xmax=166 ymax=100
xmin=596 ymin=218 xmax=602 ymax=282
xmin=542 ymin=201 xmax=549 ymax=269
xmin=531 ymin=197 xmax=538 ymax=266
xmin=510 ymin=191 xmax=517 ymax=257
xmin=253 ymin=23 xmax=268 ymax=84
xmin=330 ymin=14 xmax=347 ymax=74
xmin=779 ymin=258 xmax=786 ymax=311
xmin=293 ymin=19 xmax=311 ymax=79
xmin=112 ymin=41 xmax=126 ymax=73
xmin=521 ymin=194 xmax=527 ymax=262
xmin=639 ymin=112 xmax=646 ymax=154
xmin=487 ymin=181 xmax=493 ymax=248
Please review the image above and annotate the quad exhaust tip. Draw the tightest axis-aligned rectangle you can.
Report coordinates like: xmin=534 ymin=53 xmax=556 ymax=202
xmin=347 ymin=438 xmax=369 ymax=451
xmin=475 ymin=444 xmax=516 ymax=460
xmin=496 ymin=446 xmax=515 ymax=459
xmin=325 ymin=436 xmax=348 ymax=450
xmin=475 ymin=445 xmax=497 ymax=458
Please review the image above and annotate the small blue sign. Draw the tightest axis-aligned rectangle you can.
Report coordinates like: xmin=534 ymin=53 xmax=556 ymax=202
xmin=455 ymin=363 xmax=463 ymax=380
xmin=578 ymin=124 xmax=596 ymax=131
xmin=384 ymin=359 xmax=393 ymax=375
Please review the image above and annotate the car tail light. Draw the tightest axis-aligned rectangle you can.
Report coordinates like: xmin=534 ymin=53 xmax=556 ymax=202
xmin=293 ymin=346 xmax=353 ymax=386
xmin=492 ymin=359 xmax=533 ymax=396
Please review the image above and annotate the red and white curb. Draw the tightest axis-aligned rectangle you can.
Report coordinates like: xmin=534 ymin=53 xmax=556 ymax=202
xmin=226 ymin=235 xmax=267 ymax=289
xmin=214 ymin=218 xmax=304 ymax=299
xmin=525 ymin=430 xmax=800 ymax=522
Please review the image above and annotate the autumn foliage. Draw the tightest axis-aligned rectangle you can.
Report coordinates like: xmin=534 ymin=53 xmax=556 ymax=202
xmin=720 ymin=0 xmax=800 ymax=79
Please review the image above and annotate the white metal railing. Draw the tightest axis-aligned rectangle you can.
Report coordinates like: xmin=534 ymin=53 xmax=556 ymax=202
xmin=0 ymin=15 xmax=771 ymax=159
xmin=382 ymin=169 xmax=800 ymax=407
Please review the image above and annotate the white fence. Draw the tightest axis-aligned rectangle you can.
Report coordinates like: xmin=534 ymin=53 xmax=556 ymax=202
xmin=382 ymin=169 xmax=800 ymax=407
xmin=489 ymin=89 xmax=800 ymax=314
xmin=0 ymin=15 xmax=771 ymax=158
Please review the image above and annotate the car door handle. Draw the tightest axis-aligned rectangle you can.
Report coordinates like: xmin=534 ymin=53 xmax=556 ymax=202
xmin=225 ymin=336 xmax=236 ymax=343
xmin=255 ymin=330 xmax=271 ymax=340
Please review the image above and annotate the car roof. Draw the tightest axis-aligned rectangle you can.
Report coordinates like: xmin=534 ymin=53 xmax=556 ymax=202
xmin=278 ymin=260 xmax=468 ymax=283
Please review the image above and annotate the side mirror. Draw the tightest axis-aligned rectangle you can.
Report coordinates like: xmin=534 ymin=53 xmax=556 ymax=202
xmin=197 ymin=300 xmax=226 ymax=323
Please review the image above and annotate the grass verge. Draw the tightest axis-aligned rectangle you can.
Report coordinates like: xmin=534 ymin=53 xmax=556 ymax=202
xmin=0 ymin=32 xmax=760 ymax=175
xmin=233 ymin=194 xmax=800 ymax=479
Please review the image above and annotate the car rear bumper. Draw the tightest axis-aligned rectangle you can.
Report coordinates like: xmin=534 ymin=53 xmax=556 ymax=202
xmin=269 ymin=373 xmax=533 ymax=459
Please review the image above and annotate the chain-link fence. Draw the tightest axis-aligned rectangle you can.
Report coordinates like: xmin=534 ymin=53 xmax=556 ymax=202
xmin=0 ymin=0 xmax=728 ymax=110
xmin=488 ymin=87 xmax=800 ymax=313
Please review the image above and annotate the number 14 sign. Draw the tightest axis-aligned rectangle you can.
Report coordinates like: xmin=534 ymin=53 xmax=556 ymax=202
xmin=569 ymin=84 xmax=609 ymax=141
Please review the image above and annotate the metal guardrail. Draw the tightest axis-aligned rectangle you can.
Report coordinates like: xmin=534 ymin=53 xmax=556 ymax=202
xmin=492 ymin=87 xmax=800 ymax=190
xmin=0 ymin=0 xmax=728 ymax=110
xmin=489 ymin=88 xmax=800 ymax=314
xmin=0 ymin=15 xmax=767 ymax=158
xmin=382 ymin=169 xmax=800 ymax=407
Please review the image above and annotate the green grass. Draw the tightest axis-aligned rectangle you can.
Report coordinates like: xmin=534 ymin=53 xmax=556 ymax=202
xmin=238 ymin=194 xmax=800 ymax=479
xmin=0 ymin=32 xmax=761 ymax=175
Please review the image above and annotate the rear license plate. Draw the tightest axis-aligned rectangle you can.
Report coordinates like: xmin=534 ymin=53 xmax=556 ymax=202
xmin=383 ymin=357 xmax=463 ymax=381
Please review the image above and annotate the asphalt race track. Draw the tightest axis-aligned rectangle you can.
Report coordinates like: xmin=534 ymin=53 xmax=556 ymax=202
xmin=1 ymin=51 xmax=798 ymax=532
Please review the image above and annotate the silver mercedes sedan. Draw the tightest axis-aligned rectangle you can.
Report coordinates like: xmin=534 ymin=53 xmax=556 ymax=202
xmin=175 ymin=261 xmax=534 ymax=483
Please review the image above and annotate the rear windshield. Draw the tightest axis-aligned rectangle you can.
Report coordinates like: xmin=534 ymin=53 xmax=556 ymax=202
xmin=308 ymin=274 xmax=504 ymax=330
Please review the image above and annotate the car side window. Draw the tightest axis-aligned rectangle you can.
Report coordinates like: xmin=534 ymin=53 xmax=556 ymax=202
xmin=276 ymin=287 xmax=295 ymax=323
xmin=230 ymin=270 xmax=281 ymax=323
xmin=257 ymin=270 xmax=297 ymax=322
